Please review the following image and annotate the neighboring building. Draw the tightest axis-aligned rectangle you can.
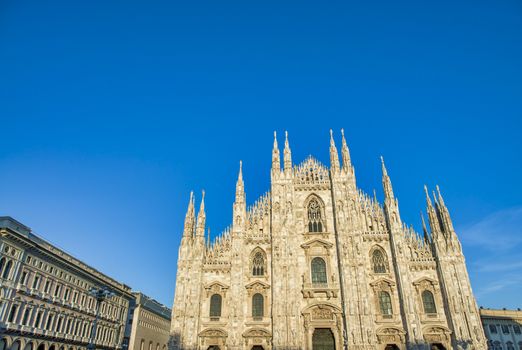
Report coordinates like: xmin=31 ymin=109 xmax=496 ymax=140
xmin=170 ymin=130 xmax=488 ymax=350
xmin=0 ymin=217 xmax=134 ymax=350
xmin=127 ymin=292 xmax=171 ymax=350
xmin=480 ymin=308 xmax=522 ymax=350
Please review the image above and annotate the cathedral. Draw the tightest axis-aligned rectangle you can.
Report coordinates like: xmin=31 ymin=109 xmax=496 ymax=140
xmin=170 ymin=130 xmax=487 ymax=350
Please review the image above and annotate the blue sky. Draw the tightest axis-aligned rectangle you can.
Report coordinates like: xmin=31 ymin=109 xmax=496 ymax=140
xmin=1 ymin=0 xmax=521 ymax=309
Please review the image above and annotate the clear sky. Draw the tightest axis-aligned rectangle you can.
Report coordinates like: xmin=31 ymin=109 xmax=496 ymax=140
xmin=1 ymin=0 xmax=521 ymax=309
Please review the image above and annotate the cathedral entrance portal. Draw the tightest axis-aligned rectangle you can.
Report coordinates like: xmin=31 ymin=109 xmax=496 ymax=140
xmin=312 ymin=328 xmax=335 ymax=350
xmin=251 ymin=347 xmax=264 ymax=350
xmin=384 ymin=345 xmax=400 ymax=350
xmin=207 ymin=347 xmax=220 ymax=350
xmin=430 ymin=344 xmax=446 ymax=350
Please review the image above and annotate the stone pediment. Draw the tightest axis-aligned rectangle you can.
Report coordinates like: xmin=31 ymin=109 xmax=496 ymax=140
xmin=199 ymin=328 xmax=228 ymax=337
xmin=204 ymin=281 xmax=229 ymax=297
xmin=369 ymin=277 xmax=396 ymax=288
xmin=413 ymin=277 xmax=438 ymax=286
xmin=243 ymin=328 xmax=271 ymax=338
xmin=301 ymin=302 xmax=342 ymax=314
xmin=245 ymin=280 xmax=270 ymax=290
xmin=423 ymin=326 xmax=451 ymax=334
xmin=301 ymin=238 xmax=333 ymax=249
xmin=376 ymin=326 xmax=405 ymax=335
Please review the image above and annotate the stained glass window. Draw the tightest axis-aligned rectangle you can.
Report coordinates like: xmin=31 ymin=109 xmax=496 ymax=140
xmin=372 ymin=250 xmax=387 ymax=273
xmin=311 ymin=257 xmax=327 ymax=285
xmin=422 ymin=290 xmax=436 ymax=314
xmin=308 ymin=199 xmax=323 ymax=232
xmin=209 ymin=294 xmax=222 ymax=318
xmin=379 ymin=291 xmax=393 ymax=316
xmin=252 ymin=252 xmax=264 ymax=276
xmin=252 ymin=293 xmax=264 ymax=318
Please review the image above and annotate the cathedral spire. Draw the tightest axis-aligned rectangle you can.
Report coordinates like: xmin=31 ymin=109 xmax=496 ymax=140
xmin=381 ymin=156 xmax=395 ymax=201
xmin=183 ymin=191 xmax=196 ymax=238
xmin=272 ymin=131 xmax=281 ymax=175
xmin=340 ymin=128 xmax=352 ymax=172
xmin=420 ymin=211 xmax=430 ymax=243
xmin=283 ymin=131 xmax=292 ymax=172
xmin=235 ymin=161 xmax=245 ymax=204
xmin=196 ymin=190 xmax=206 ymax=237
xmin=424 ymin=185 xmax=441 ymax=237
xmin=233 ymin=161 xmax=247 ymax=234
xmin=435 ymin=185 xmax=455 ymax=234
xmin=329 ymin=129 xmax=340 ymax=173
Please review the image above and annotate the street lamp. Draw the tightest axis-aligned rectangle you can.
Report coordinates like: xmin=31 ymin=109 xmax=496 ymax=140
xmin=87 ymin=286 xmax=115 ymax=350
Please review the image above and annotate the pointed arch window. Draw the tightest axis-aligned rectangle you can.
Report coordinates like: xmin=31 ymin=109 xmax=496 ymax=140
xmin=422 ymin=290 xmax=436 ymax=314
xmin=209 ymin=294 xmax=222 ymax=318
xmin=308 ymin=198 xmax=323 ymax=232
xmin=252 ymin=251 xmax=265 ymax=276
xmin=311 ymin=257 xmax=327 ymax=285
xmin=372 ymin=249 xmax=387 ymax=274
xmin=252 ymin=293 xmax=264 ymax=319
xmin=378 ymin=291 xmax=393 ymax=316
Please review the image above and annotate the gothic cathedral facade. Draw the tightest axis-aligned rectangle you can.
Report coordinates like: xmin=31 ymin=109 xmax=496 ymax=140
xmin=170 ymin=130 xmax=487 ymax=350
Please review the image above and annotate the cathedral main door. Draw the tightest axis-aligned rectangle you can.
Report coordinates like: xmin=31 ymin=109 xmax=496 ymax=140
xmin=384 ymin=345 xmax=400 ymax=350
xmin=312 ymin=328 xmax=335 ymax=350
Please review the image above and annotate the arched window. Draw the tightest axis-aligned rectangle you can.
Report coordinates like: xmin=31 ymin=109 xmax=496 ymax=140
xmin=507 ymin=342 xmax=514 ymax=350
xmin=11 ymin=341 xmax=20 ymax=350
xmin=422 ymin=290 xmax=436 ymax=314
xmin=8 ymin=304 xmax=18 ymax=322
xmin=252 ymin=252 xmax=265 ymax=276
xmin=378 ymin=291 xmax=393 ymax=316
xmin=252 ymin=293 xmax=264 ymax=318
xmin=2 ymin=260 xmax=12 ymax=279
xmin=371 ymin=249 xmax=387 ymax=273
xmin=489 ymin=325 xmax=497 ymax=334
xmin=209 ymin=294 xmax=222 ymax=318
xmin=311 ymin=257 xmax=327 ymax=285
xmin=307 ymin=198 xmax=323 ymax=232
xmin=22 ymin=308 xmax=31 ymax=325
xmin=0 ymin=258 xmax=5 ymax=275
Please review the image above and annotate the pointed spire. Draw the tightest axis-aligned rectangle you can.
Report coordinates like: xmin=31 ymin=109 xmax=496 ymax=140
xmin=235 ymin=161 xmax=245 ymax=203
xmin=424 ymin=185 xmax=442 ymax=237
xmin=420 ymin=211 xmax=429 ymax=242
xmin=272 ymin=131 xmax=281 ymax=173
xmin=340 ymin=128 xmax=352 ymax=171
xmin=435 ymin=185 xmax=455 ymax=235
xmin=233 ymin=161 xmax=247 ymax=233
xmin=381 ymin=156 xmax=395 ymax=201
xmin=207 ymin=228 xmax=211 ymax=249
xmin=283 ymin=131 xmax=292 ymax=172
xmin=329 ymin=129 xmax=340 ymax=172
xmin=183 ymin=191 xmax=196 ymax=237
xmin=436 ymin=185 xmax=446 ymax=207
xmin=196 ymin=190 xmax=206 ymax=235
xmin=424 ymin=185 xmax=433 ymax=208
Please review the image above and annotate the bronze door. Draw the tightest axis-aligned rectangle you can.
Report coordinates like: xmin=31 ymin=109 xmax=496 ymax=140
xmin=312 ymin=328 xmax=335 ymax=350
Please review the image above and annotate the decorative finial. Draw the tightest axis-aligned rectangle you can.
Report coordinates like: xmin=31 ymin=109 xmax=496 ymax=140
xmin=341 ymin=128 xmax=345 ymax=137
xmin=330 ymin=129 xmax=334 ymax=139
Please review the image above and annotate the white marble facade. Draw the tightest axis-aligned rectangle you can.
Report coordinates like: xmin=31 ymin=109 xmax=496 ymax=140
xmin=170 ymin=130 xmax=488 ymax=350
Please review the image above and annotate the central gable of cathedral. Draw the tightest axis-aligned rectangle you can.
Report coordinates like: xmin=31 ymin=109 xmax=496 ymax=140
xmin=293 ymin=155 xmax=330 ymax=189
